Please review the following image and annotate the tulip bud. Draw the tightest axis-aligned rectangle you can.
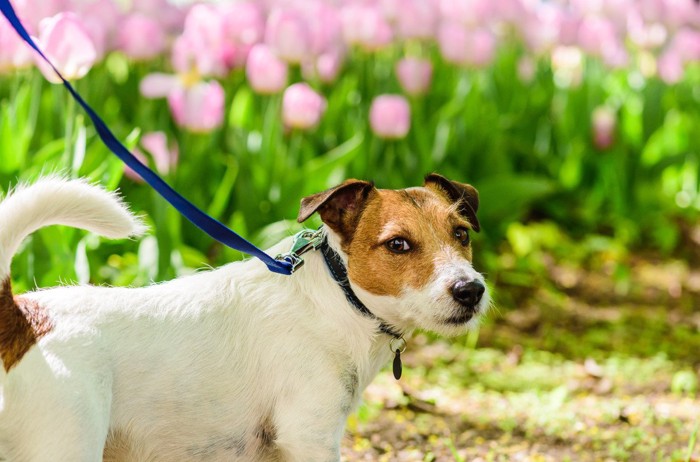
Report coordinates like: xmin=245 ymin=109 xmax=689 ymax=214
xmin=282 ymin=83 xmax=327 ymax=130
xmin=340 ymin=4 xmax=393 ymax=51
xmin=395 ymin=57 xmax=433 ymax=96
xmin=438 ymin=22 xmax=495 ymax=68
xmin=0 ymin=17 xmax=33 ymax=72
xmin=246 ymin=44 xmax=288 ymax=94
xmin=141 ymin=132 xmax=179 ymax=175
xmin=591 ymin=106 xmax=616 ymax=150
xmin=369 ymin=95 xmax=411 ymax=139
xmin=168 ymin=80 xmax=225 ymax=133
xmin=33 ymin=12 xmax=97 ymax=83
xmin=117 ymin=13 xmax=166 ymax=61
xmin=265 ymin=8 xmax=312 ymax=64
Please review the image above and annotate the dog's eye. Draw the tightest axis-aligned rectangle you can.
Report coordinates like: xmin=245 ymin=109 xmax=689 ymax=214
xmin=454 ymin=227 xmax=470 ymax=246
xmin=386 ymin=238 xmax=411 ymax=254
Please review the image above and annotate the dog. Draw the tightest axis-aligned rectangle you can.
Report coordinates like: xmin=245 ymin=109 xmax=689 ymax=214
xmin=0 ymin=174 xmax=489 ymax=462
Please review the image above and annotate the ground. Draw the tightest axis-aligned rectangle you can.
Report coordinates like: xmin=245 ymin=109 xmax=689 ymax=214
xmin=340 ymin=249 xmax=700 ymax=462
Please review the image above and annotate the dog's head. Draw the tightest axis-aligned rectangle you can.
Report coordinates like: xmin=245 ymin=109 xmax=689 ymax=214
xmin=298 ymin=173 xmax=490 ymax=337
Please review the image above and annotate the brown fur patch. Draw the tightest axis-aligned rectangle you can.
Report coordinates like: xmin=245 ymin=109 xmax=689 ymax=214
xmin=346 ymin=187 xmax=475 ymax=297
xmin=0 ymin=277 xmax=53 ymax=372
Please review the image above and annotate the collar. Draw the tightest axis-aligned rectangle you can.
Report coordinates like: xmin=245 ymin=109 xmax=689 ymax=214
xmin=318 ymin=239 xmax=404 ymax=340
xmin=276 ymin=229 xmax=407 ymax=379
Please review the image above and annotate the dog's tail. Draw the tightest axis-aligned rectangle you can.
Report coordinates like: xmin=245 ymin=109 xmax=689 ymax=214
xmin=0 ymin=177 xmax=146 ymax=285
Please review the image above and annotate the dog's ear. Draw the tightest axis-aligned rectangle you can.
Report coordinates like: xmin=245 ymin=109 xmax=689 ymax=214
xmin=297 ymin=179 xmax=375 ymax=237
xmin=424 ymin=173 xmax=481 ymax=232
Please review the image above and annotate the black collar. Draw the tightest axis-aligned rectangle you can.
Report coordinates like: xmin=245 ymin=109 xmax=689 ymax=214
xmin=319 ymin=238 xmax=403 ymax=339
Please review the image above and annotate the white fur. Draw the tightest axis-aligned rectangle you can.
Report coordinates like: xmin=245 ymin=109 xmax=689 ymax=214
xmin=0 ymin=179 xmax=489 ymax=462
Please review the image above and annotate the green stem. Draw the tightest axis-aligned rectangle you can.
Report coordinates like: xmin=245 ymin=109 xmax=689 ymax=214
xmin=63 ymin=88 xmax=76 ymax=177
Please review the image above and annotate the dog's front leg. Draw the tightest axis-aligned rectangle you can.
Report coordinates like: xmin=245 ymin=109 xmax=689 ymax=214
xmin=269 ymin=368 xmax=360 ymax=462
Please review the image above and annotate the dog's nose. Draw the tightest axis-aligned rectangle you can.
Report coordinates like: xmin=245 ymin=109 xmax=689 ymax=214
xmin=451 ymin=279 xmax=485 ymax=308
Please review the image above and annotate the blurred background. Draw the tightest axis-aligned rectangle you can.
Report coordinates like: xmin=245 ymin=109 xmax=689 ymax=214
xmin=1 ymin=0 xmax=699 ymax=460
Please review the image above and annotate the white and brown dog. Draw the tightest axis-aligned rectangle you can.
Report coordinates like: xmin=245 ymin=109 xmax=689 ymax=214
xmin=0 ymin=174 xmax=489 ymax=462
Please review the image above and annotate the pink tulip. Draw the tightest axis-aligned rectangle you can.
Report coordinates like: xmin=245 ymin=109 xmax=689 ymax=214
xmin=438 ymin=22 xmax=496 ymax=68
xmin=395 ymin=57 xmax=433 ymax=96
xmin=577 ymin=17 xmax=618 ymax=57
xmin=439 ymin=0 xmax=494 ymax=26
xmin=246 ymin=44 xmax=288 ymax=94
xmin=302 ymin=47 xmax=345 ymax=84
xmin=282 ymin=83 xmax=327 ymax=130
xmin=220 ymin=2 xmax=265 ymax=46
xmin=70 ymin=0 xmax=121 ymax=58
xmin=130 ymin=0 xmax=186 ymax=34
xmin=140 ymin=73 xmax=180 ymax=99
xmin=520 ymin=3 xmax=564 ymax=54
xmin=167 ymin=80 xmax=225 ymax=133
xmin=369 ymin=95 xmax=411 ymax=139
xmin=141 ymin=132 xmax=179 ymax=175
xmin=516 ymin=56 xmax=536 ymax=83
xmin=12 ymin=0 xmax=66 ymax=33
xmin=0 ymin=17 xmax=33 ymax=72
xmin=340 ymin=4 xmax=393 ymax=51
xmin=33 ymin=12 xmax=97 ymax=84
xmin=591 ymin=106 xmax=616 ymax=150
xmin=657 ymin=50 xmax=684 ymax=84
xmin=669 ymin=28 xmax=700 ymax=63
xmin=627 ymin=11 xmax=668 ymax=50
xmin=265 ymin=8 xmax=312 ymax=64
xmin=396 ymin=0 xmax=438 ymax=40
xmin=663 ymin=0 xmax=700 ymax=29
xmin=124 ymin=149 xmax=148 ymax=183
xmin=173 ymin=5 xmax=233 ymax=78
xmin=303 ymin=2 xmax=343 ymax=55
xmin=117 ymin=13 xmax=166 ymax=61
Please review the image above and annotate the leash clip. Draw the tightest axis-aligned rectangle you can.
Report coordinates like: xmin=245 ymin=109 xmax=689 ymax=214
xmin=275 ymin=229 xmax=325 ymax=274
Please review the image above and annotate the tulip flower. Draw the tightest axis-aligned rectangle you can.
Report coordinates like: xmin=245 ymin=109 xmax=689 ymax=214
xmin=439 ymin=0 xmax=495 ymax=26
xmin=130 ymin=0 xmax=186 ymax=34
xmin=591 ymin=106 xmax=616 ymax=150
xmin=123 ymin=149 xmax=148 ymax=183
xmin=167 ymin=80 xmax=225 ymax=133
xmin=340 ymin=4 xmax=393 ymax=51
xmin=438 ymin=22 xmax=496 ymax=68
xmin=33 ymin=12 xmax=98 ymax=84
xmin=369 ymin=95 xmax=411 ymax=139
xmin=657 ymin=50 xmax=684 ymax=84
xmin=265 ymin=8 xmax=312 ymax=64
xmin=141 ymin=72 xmax=225 ymax=133
xmin=302 ymin=47 xmax=345 ymax=84
xmin=303 ymin=2 xmax=342 ymax=55
xmin=0 ymin=17 xmax=33 ymax=72
xmin=395 ymin=57 xmax=433 ymax=96
xmin=172 ymin=4 xmax=233 ymax=78
xmin=220 ymin=2 xmax=265 ymax=46
xmin=70 ymin=0 xmax=121 ymax=58
xmin=282 ymin=83 xmax=327 ymax=130
xmin=516 ymin=56 xmax=536 ymax=83
xmin=117 ymin=13 xmax=167 ymax=61
xmin=141 ymin=131 xmax=179 ymax=175
xmin=396 ymin=0 xmax=438 ymax=40
xmin=219 ymin=2 xmax=265 ymax=67
xmin=12 ymin=0 xmax=66 ymax=33
xmin=246 ymin=44 xmax=288 ymax=94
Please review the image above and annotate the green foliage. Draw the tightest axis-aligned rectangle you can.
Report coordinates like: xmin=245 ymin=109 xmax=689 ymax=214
xmin=0 ymin=47 xmax=699 ymax=288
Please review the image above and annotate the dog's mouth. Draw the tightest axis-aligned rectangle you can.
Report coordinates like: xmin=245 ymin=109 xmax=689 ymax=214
xmin=443 ymin=308 xmax=479 ymax=325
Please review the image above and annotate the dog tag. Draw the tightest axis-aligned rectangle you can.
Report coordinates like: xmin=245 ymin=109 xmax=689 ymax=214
xmin=393 ymin=349 xmax=402 ymax=380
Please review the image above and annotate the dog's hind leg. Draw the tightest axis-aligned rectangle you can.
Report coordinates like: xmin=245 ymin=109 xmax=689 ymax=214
xmin=0 ymin=356 xmax=111 ymax=462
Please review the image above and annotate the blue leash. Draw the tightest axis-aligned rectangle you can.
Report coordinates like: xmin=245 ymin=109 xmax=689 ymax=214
xmin=0 ymin=0 xmax=293 ymax=275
